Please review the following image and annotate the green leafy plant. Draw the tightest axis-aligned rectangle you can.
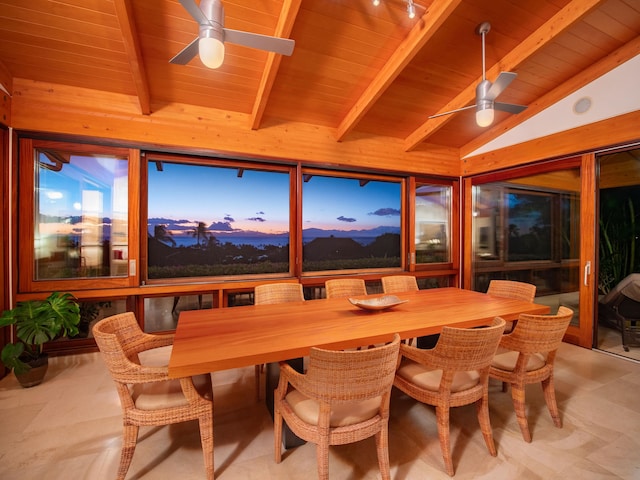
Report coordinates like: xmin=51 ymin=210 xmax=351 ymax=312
xmin=599 ymin=190 xmax=639 ymax=294
xmin=0 ymin=292 xmax=80 ymax=374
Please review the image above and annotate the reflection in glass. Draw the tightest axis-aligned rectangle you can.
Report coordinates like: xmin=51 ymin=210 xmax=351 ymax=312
xmin=472 ymin=170 xmax=581 ymax=302
xmin=415 ymin=183 xmax=451 ymax=264
xmin=506 ymin=192 xmax=551 ymax=261
xmin=35 ymin=149 xmax=129 ymax=279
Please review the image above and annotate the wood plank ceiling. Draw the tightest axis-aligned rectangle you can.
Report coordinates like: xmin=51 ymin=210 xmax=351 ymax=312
xmin=0 ymin=0 xmax=639 ymax=156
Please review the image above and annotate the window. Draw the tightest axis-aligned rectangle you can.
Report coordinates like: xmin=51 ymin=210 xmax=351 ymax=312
xmin=414 ymin=182 xmax=452 ymax=264
xmin=301 ymin=172 xmax=403 ymax=273
xmin=145 ymin=155 xmax=293 ymax=280
xmin=19 ymin=139 xmax=135 ymax=292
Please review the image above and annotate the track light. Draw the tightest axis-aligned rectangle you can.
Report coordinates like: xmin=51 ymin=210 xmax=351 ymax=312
xmin=372 ymin=0 xmax=417 ymax=19
xmin=407 ymin=0 xmax=416 ymax=19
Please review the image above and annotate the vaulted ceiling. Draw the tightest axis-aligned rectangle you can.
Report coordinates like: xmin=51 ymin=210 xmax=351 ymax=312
xmin=0 ymin=0 xmax=639 ymax=157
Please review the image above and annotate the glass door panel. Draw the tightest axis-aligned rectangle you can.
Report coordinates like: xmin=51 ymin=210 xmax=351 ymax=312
xmin=596 ymin=148 xmax=640 ymax=357
xmin=471 ymin=164 xmax=583 ymax=330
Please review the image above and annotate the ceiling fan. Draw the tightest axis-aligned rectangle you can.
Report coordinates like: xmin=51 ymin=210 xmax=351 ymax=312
xmin=429 ymin=22 xmax=527 ymax=127
xmin=170 ymin=0 xmax=295 ymax=69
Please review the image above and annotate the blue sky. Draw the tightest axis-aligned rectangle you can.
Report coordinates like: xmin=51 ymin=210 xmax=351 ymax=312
xmin=149 ymin=162 xmax=401 ymax=234
xmin=38 ymin=157 xmax=402 ymax=236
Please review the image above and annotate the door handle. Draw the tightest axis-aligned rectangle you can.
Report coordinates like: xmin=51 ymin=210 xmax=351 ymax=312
xmin=583 ymin=260 xmax=591 ymax=287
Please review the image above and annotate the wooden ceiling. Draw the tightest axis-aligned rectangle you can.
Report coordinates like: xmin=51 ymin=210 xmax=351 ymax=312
xmin=0 ymin=0 xmax=639 ymax=156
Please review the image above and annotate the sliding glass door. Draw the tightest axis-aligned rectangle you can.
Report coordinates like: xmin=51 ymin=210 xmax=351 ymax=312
xmin=465 ymin=156 xmax=597 ymax=347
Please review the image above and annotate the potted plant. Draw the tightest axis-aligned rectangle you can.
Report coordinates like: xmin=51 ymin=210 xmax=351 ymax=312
xmin=0 ymin=292 xmax=80 ymax=387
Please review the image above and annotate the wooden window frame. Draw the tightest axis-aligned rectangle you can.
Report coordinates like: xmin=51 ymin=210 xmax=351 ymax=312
xmin=18 ymin=138 xmax=139 ymax=293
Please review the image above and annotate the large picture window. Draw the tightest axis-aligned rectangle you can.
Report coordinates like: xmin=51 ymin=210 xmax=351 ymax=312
xmin=301 ymin=172 xmax=402 ymax=272
xmin=145 ymin=156 xmax=293 ymax=280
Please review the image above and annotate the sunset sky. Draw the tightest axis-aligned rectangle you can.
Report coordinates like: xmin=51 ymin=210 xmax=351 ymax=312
xmin=148 ymin=162 xmax=401 ymax=234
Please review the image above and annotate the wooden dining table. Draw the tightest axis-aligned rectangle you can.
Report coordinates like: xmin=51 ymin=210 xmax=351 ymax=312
xmin=168 ymin=287 xmax=550 ymax=379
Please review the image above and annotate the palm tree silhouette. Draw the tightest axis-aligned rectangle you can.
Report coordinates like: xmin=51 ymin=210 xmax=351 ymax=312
xmin=190 ymin=221 xmax=210 ymax=247
xmin=154 ymin=224 xmax=176 ymax=247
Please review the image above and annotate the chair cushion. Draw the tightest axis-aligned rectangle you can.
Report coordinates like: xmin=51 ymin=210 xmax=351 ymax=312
xmin=132 ymin=373 xmax=211 ymax=410
xmin=138 ymin=345 xmax=172 ymax=367
xmin=285 ymin=390 xmax=381 ymax=427
xmin=491 ymin=351 xmax=546 ymax=372
xmin=396 ymin=360 xmax=480 ymax=392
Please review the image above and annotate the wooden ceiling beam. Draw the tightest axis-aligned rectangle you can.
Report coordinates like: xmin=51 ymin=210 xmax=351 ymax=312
xmin=335 ymin=0 xmax=463 ymax=142
xmin=250 ymin=0 xmax=302 ymax=130
xmin=114 ymin=0 xmax=151 ymax=115
xmin=461 ymin=34 xmax=640 ymax=158
xmin=404 ymin=0 xmax=606 ymax=151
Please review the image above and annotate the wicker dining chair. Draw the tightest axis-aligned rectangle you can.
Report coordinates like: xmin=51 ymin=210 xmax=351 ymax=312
xmin=394 ymin=317 xmax=506 ymax=476
xmin=487 ymin=280 xmax=537 ymax=332
xmin=381 ymin=275 xmax=419 ymax=294
xmin=93 ymin=312 xmax=214 ymax=480
xmin=274 ymin=334 xmax=401 ymax=480
xmin=254 ymin=282 xmax=305 ymax=305
xmin=253 ymin=283 xmax=306 ymax=399
xmin=382 ymin=275 xmax=419 ymax=345
xmin=325 ymin=278 xmax=367 ymax=298
xmin=489 ymin=306 xmax=573 ymax=443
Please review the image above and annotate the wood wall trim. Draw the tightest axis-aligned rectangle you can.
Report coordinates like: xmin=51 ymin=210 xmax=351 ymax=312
xmin=0 ymin=60 xmax=11 ymax=127
xmin=10 ymin=79 xmax=462 ymax=177
xmin=461 ymin=109 xmax=640 ymax=176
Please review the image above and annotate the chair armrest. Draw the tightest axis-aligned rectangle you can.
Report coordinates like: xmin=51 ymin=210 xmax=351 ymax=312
xmin=399 ymin=342 xmax=440 ymax=368
xmin=140 ymin=332 xmax=175 ymax=351
xmin=117 ymin=358 xmax=172 ymax=384
xmin=276 ymin=362 xmax=307 ymax=399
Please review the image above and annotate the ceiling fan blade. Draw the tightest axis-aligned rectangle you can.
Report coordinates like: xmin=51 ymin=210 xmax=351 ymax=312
xmin=170 ymin=37 xmax=200 ymax=65
xmin=494 ymin=102 xmax=527 ymax=114
xmin=179 ymin=0 xmax=211 ymax=25
xmin=428 ymin=104 xmax=477 ymax=119
xmin=485 ymin=72 xmax=517 ymax=101
xmin=223 ymin=28 xmax=295 ymax=56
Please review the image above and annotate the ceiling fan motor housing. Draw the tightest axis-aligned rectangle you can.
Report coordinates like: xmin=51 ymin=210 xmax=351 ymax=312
xmin=199 ymin=0 xmax=224 ymax=40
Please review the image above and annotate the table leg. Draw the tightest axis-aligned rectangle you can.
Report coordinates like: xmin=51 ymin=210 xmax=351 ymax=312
xmin=265 ymin=358 xmax=305 ymax=449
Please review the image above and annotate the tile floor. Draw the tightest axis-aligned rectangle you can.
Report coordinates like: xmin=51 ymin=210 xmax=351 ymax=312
xmin=1 ymin=341 xmax=639 ymax=479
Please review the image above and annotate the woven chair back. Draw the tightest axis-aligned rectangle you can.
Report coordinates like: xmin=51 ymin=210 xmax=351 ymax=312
xmin=506 ymin=306 xmax=573 ymax=354
xmin=381 ymin=275 xmax=419 ymax=294
xmin=426 ymin=317 xmax=506 ymax=372
xmin=254 ymin=283 xmax=304 ymax=305
xmin=487 ymin=280 xmax=536 ymax=303
xmin=325 ymin=278 xmax=367 ymax=298
xmin=93 ymin=312 xmax=147 ymax=380
xmin=303 ymin=334 xmax=400 ymax=403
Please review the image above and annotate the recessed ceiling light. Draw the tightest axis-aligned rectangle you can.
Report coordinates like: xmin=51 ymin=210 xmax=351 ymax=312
xmin=573 ymin=96 xmax=592 ymax=114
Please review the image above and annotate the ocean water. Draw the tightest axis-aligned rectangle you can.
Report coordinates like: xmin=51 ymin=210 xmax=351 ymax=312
xmin=164 ymin=235 xmax=377 ymax=248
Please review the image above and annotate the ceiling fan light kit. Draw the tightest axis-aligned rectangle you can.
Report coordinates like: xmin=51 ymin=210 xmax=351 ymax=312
xmin=429 ymin=21 xmax=527 ymax=127
xmin=171 ymin=0 xmax=295 ymax=70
